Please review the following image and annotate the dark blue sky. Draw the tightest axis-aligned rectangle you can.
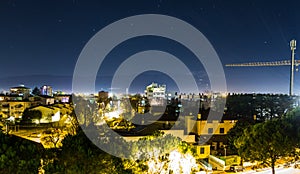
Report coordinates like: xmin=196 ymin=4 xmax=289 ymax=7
xmin=0 ymin=0 xmax=299 ymax=94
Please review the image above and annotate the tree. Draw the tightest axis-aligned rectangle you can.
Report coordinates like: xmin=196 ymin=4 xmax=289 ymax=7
xmin=124 ymin=132 xmax=198 ymax=174
xmin=73 ymin=95 xmax=99 ymax=127
xmin=225 ymin=94 xmax=294 ymax=121
xmin=41 ymin=128 xmax=63 ymax=148
xmin=234 ymin=119 xmax=294 ymax=174
xmin=22 ymin=109 xmax=42 ymax=123
xmin=43 ymin=128 xmax=128 ymax=174
xmin=0 ymin=130 xmax=43 ymax=173
xmin=226 ymin=94 xmax=255 ymax=119
xmin=32 ymin=86 xmax=41 ymax=96
xmin=66 ymin=109 xmax=80 ymax=135
xmin=254 ymin=94 xmax=293 ymax=120
xmin=284 ymin=107 xmax=300 ymax=154
xmin=227 ymin=117 xmax=255 ymax=155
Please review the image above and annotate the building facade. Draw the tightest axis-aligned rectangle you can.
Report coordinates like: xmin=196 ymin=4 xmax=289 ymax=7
xmin=145 ymin=82 xmax=166 ymax=106
xmin=40 ymin=85 xmax=53 ymax=96
xmin=145 ymin=82 xmax=166 ymax=99
xmin=185 ymin=113 xmax=237 ymax=155
xmin=0 ymin=101 xmax=32 ymax=119
xmin=10 ymin=85 xmax=31 ymax=99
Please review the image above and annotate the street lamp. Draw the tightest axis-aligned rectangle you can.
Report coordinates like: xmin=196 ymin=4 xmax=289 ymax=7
xmin=224 ymin=145 xmax=227 ymax=158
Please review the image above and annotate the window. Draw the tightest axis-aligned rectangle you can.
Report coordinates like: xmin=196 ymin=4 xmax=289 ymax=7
xmin=220 ymin=128 xmax=225 ymax=134
xmin=208 ymin=128 xmax=213 ymax=134
xmin=207 ymin=120 xmax=213 ymax=123
xmin=200 ymin=147 xmax=205 ymax=154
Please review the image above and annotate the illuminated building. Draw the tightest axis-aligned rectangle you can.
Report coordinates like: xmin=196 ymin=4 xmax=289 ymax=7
xmin=0 ymin=101 xmax=32 ymax=119
xmin=0 ymin=94 xmax=5 ymax=101
xmin=179 ymin=93 xmax=201 ymax=101
xmin=145 ymin=82 xmax=166 ymax=106
xmin=185 ymin=112 xmax=237 ymax=154
xmin=54 ymin=94 xmax=71 ymax=103
xmin=39 ymin=95 xmax=55 ymax=105
xmin=28 ymin=106 xmax=61 ymax=123
xmin=10 ymin=85 xmax=31 ymax=99
xmin=40 ymin=85 xmax=53 ymax=96
xmin=145 ymin=82 xmax=166 ymax=98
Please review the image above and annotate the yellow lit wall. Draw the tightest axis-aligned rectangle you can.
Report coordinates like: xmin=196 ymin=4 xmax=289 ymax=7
xmin=0 ymin=101 xmax=32 ymax=118
xmin=195 ymin=145 xmax=210 ymax=159
xmin=186 ymin=116 xmax=237 ymax=135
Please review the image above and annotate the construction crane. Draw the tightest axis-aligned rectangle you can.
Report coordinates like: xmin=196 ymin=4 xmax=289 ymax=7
xmin=225 ymin=39 xmax=297 ymax=96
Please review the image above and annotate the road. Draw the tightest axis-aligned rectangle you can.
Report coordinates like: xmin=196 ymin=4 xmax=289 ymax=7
xmin=242 ymin=167 xmax=300 ymax=174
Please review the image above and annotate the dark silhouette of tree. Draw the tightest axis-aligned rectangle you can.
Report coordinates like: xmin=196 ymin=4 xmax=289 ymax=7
xmin=234 ymin=119 xmax=294 ymax=174
xmin=73 ymin=95 xmax=98 ymax=127
xmin=0 ymin=130 xmax=43 ymax=173
xmin=285 ymin=107 xmax=300 ymax=153
xmin=22 ymin=109 xmax=42 ymax=123
xmin=43 ymin=128 xmax=127 ymax=174
xmin=32 ymin=86 xmax=41 ymax=96
xmin=225 ymin=94 xmax=294 ymax=121
xmin=227 ymin=117 xmax=255 ymax=155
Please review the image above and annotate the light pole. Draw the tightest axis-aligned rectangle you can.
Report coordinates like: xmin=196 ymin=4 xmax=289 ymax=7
xmin=224 ymin=145 xmax=227 ymax=158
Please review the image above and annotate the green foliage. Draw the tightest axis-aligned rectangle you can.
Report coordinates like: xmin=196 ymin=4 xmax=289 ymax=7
xmin=106 ymin=117 xmax=135 ymax=130
xmin=129 ymin=133 xmax=181 ymax=160
xmin=229 ymin=107 xmax=300 ymax=174
xmin=41 ymin=128 xmax=63 ymax=148
xmin=284 ymin=107 xmax=300 ymax=155
xmin=226 ymin=94 xmax=294 ymax=121
xmin=124 ymin=133 xmax=197 ymax=173
xmin=234 ymin=119 xmax=294 ymax=174
xmin=227 ymin=118 xmax=255 ymax=154
xmin=32 ymin=86 xmax=41 ymax=96
xmin=0 ymin=131 xmax=42 ymax=174
xmin=43 ymin=129 xmax=128 ymax=174
xmin=22 ymin=108 xmax=42 ymax=121
xmin=42 ymin=123 xmax=199 ymax=174
xmin=73 ymin=95 xmax=98 ymax=127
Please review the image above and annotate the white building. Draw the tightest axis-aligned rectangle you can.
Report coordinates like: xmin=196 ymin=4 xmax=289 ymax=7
xmin=145 ymin=82 xmax=166 ymax=99
xmin=41 ymin=85 xmax=53 ymax=96
xmin=10 ymin=85 xmax=31 ymax=99
xmin=145 ymin=82 xmax=166 ymax=106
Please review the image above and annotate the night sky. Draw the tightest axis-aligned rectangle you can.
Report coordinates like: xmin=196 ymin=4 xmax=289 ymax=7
xmin=0 ymin=0 xmax=299 ymax=94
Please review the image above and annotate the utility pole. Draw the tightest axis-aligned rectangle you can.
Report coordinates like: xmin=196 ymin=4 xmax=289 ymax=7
xmin=290 ymin=39 xmax=297 ymax=96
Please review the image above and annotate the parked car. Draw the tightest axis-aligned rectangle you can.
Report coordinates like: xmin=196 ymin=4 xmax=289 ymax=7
xmin=230 ymin=164 xmax=244 ymax=172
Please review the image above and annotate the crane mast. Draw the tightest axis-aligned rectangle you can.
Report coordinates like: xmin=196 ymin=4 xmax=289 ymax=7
xmin=290 ymin=39 xmax=297 ymax=96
